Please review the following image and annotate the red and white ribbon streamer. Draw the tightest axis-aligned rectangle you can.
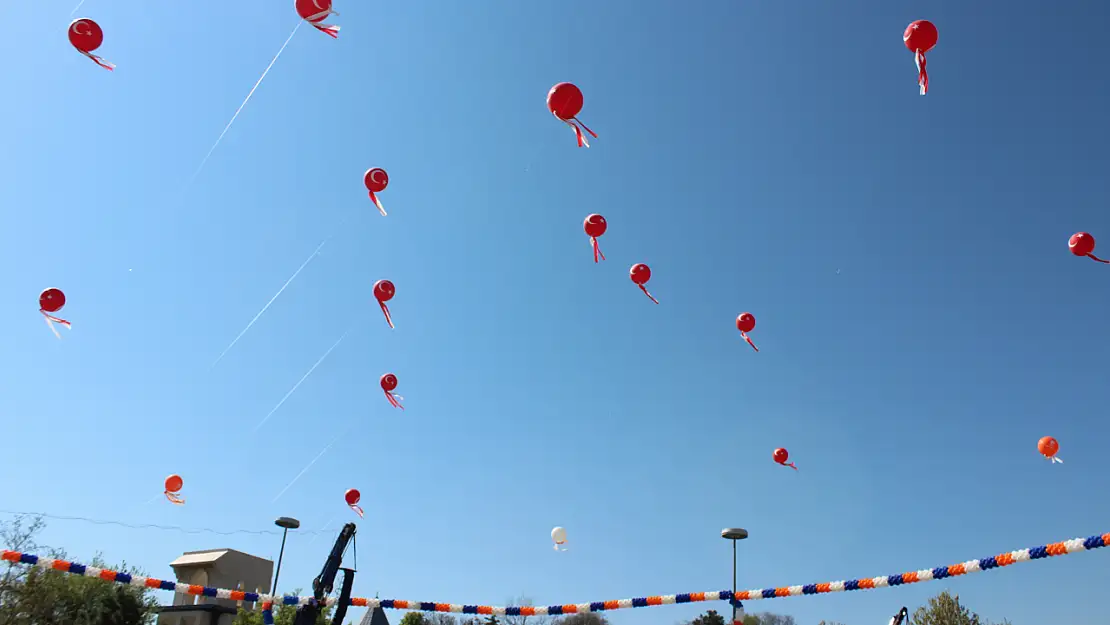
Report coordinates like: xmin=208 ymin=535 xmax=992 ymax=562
xmin=378 ymin=301 xmax=394 ymax=329
xmin=590 ymin=237 xmax=605 ymax=263
xmin=369 ymin=190 xmax=387 ymax=216
xmin=384 ymin=390 xmax=404 ymax=410
xmin=740 ymin=332 xmax=758 ymax=353
xmin=81 ymin=51 xmax=115 ymax=71
xmin=561 ymin=117 xmax=597 ymax=148
xmin=41 ymin=310 xmax=71 ymax=339
xmin=915 ymin=50 xmax=928 ymax=95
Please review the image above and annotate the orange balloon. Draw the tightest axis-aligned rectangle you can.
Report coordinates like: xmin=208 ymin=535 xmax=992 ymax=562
xmin=165 ymin=474 xmax=184 ymax=492
xmin=1037 ymin=436 xmax=1059 ymax=458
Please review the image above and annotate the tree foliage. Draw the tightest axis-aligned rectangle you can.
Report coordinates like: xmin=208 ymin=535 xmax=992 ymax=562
xmin=912 ymin=591 xmax=1011 ymax=625
xmin=0 ymin=514 xmax=159 ymax=625
xmin=685 ymin=608 xmax=795 ymax=625
xmin=398 ymin=609 xmax=606 ymax=625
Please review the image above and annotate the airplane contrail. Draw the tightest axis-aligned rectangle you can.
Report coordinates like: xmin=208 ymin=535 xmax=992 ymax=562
xmin=211 ymin=238 xmax=327 ymax=369
xmin=272 ymin=432 xmax=345 ymax=503
xmin=253 ymin=328 xmax=351 ymax=432
xmin=68 ymin=0 xmax=86 ymax=17
xmin=183 ymin=21 xmax=301 ymax=191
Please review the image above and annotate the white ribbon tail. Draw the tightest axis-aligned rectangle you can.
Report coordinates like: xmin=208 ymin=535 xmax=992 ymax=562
xmin=44 ymin=316 xmax=61 ymax=339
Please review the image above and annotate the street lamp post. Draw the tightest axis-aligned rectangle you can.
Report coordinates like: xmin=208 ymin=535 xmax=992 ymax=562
xmin=273 ymin=517 xmax=301 ymax=597
xmin=721 ymin=528 xmax=749 ymax=625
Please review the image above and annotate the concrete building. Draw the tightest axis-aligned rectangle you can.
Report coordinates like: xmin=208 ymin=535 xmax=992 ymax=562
xmin=156 ymin=548 xmax=274 ymax=625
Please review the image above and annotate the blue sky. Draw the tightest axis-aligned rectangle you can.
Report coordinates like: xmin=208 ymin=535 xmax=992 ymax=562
xmin=1 ymin=0 xmax=1109 ymax=624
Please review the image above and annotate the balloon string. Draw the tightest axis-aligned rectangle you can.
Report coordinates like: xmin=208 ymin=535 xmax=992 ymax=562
xmin=1087 ymin=253 xmax=1110 ymax=264
xmin=741 ymin=332 xmax=759 ymax=353
xmin=638 ymin=284 xmax=660 ymax=304
xmin=785 ymin=462 xmax=798 ymax=471
xmin=313 ymin=23 xmax=340 ymax=38
xmin=591 ymin=237 xmax=605 ymax=263
xmin=378 ymin=301 xmax=394 ymax=329
xmin=1051 ymin=456 xmax=1063 ymax=464
xmin=915 ymin=51 xmax=928 ymax=95
xmin=384 ymin=390 xmax=405 ymax=410
xmin=82 ymin=51 xmax=115 ymax=71
xmin=164 ymin=491 xmax=185 ymax=505
xmin=368 ymin=190 xmax=387 ymax=216
xmin=349 ymin=503 xmax=364 ymax=518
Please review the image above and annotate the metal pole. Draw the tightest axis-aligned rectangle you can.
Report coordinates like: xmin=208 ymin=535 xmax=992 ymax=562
xmin=273 ymin=527 xmax=289 ymax=595
xmin=732 ymin=539 xmax=737 ymax=598
xmin=731 ymin=539 xmax=738 ymax=625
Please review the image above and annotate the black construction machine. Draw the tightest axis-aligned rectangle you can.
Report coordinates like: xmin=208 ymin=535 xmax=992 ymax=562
xmin=291 ymin=522 xmax=378 ymax=625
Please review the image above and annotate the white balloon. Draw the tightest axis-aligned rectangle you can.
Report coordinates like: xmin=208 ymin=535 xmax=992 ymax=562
xmin=551 ymin=526 xmax=567 ymax=543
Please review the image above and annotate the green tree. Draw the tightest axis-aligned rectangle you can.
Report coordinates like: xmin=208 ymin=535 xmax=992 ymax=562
xmin=912 ymin=591 xmax=982 ymax=625
xmin=746 ymin=613 xmax=794 ymax=625
xmin=685 ymin=609 xmax=796 ymax=625
xmin=687 ymin=609 xmax=726 ymax=625
xmin=552 ymin=614 xmax=609 ymax=625
xmin=231 ymin=593 xmax=333 ymax=625
xmin=399 ymin=612 xmax=430 ymax=625
xmin=912 ymin=591 xmax=1011 ymax=625
xmin=0 ymin=514 xmax=159 ymax=625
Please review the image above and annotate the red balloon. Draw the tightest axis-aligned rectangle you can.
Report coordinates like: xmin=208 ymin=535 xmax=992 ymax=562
xmin=373 ymin=280 xmax=396 ymax=329
xmin=548 ymin=83 xmax=584 ymax=120
xmin=165 ymin=474 xmax=183 ymax=492
xmin=295 ymin=0 xmax=339 ymax=37
xmin=380 ymin=373 xmax=398 ymax=391
xmin=364 ymin=168 xmax=389 ymax=216
xmin=547 ymin=83 xmax=597 ymax=148
xmin=584 ymin=214 xmax=607 ymax=263
xmin=629 ymin=264 xmax=659 ymax=304
xmin=736 ymin=313 xmax=755 ymax=333
xmin=1068 ymin=232 xmax=1109 ymax=263
xmin=68 ymin=19 xmax=114 ymax=70
xmin=903 ymin=20 xmax=938 ymax=53
xmin=344 ymin=488 xmax=361 ymax=505
xmin=773 ymin=448 xmax=797 ymax=470
xmin=39 ymin=288 xmax=66 ymax=313
xmin=380 ymin=373 xmax=404 ymax=410
xmin=373 ymin=280 xmax=395 ymax=302
xmin=583 ymin=214 xmax=606 ymax=238
xmin=68 ymin=18 xmax=103 ymax=52
xmin=903 ymin=20 xmax=938 ymax=95
xmin=364 ymin=168 xmax=389 ymax=193
xmin=735 ymin=312 xmax=758 ymax=352
xmin=38 ymin=288 xmax=72 ymax=337
xmin=1037 ymin=436 xmax=1062 ymax=464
